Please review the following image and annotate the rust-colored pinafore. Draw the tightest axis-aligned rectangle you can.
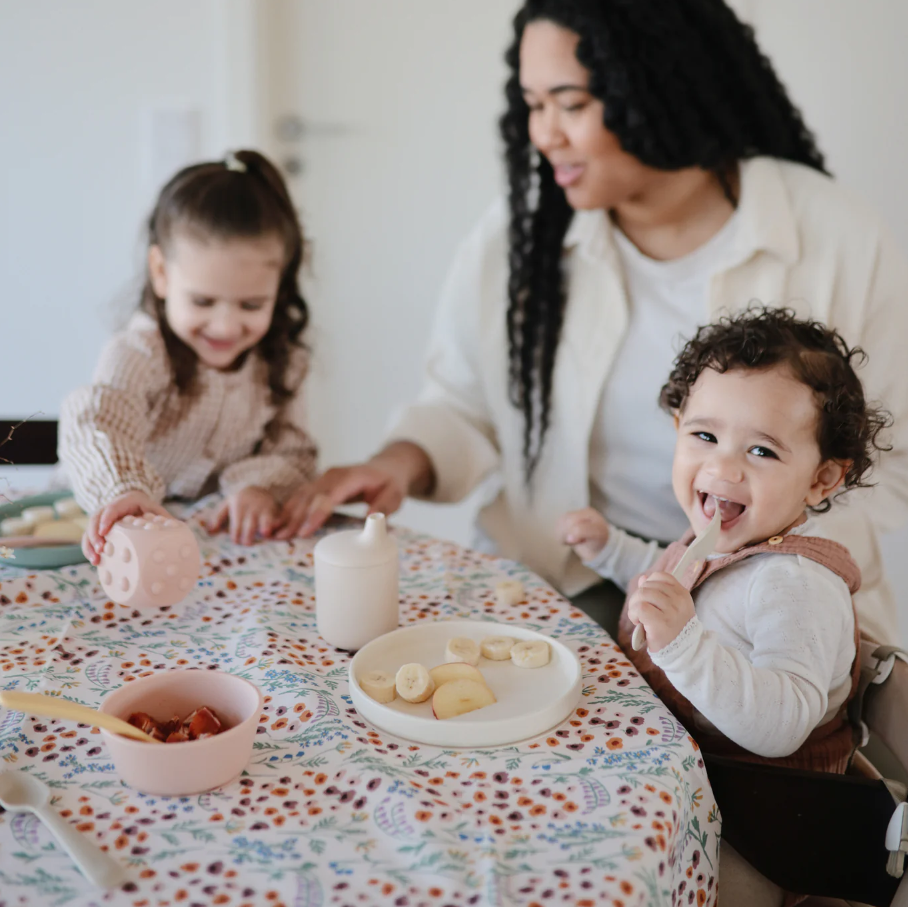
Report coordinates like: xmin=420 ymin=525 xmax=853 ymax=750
xmin=617 ymin=532 xmax=862 ymax=774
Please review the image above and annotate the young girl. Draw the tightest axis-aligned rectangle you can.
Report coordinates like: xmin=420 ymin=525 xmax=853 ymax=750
xmin=557 ymin=307 xmax=889 ymax=772
xmin=59 ymin=150 xmax=317 ymax=564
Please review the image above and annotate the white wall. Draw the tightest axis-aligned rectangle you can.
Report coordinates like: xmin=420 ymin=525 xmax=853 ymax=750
xmin=0 ymin=0 xmax=251 ymax=420
xmin=748 ymin=0 xmax=908 ymax=638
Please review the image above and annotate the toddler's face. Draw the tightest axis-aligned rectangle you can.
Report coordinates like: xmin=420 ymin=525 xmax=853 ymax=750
xmin=149 ymin=232 xmax=284 ymax=370
xmin=671 ymin=365 xmax=846 ymax=554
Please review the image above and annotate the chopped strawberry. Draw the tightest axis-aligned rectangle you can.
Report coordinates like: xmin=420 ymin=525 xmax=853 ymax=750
xmin=184 ymin=706 xmax=223 ymax=739
xmin=127 ymin=711 xmax=167 ymax=741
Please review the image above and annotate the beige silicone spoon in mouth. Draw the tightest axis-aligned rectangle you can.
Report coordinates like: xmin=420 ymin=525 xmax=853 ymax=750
xmin=631 ymin=500 xmax=723 ymax=651
xmin=0 ymin=690 xmax=161 ymax=744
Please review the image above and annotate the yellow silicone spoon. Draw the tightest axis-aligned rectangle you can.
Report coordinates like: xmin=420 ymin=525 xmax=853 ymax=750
xmin=0 ymin=690 xmax=162 ymax=744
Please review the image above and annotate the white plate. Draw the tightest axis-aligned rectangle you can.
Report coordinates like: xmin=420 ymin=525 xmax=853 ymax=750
xmin=348 ymin=619 xmax=582 ymax=748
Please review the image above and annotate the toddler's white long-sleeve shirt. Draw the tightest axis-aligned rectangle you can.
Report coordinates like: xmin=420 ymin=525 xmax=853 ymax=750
xmin=585 ymin=518 xmax=856 ymax=758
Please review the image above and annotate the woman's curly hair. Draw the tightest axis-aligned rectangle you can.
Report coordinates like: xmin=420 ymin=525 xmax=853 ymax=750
xmin=660 ymin=307 xmax=892 ymax=511
xmin=500 ymin=0 xmax=828 ymax=482
xmin=141 ymin=149 xmax=308 ymax=404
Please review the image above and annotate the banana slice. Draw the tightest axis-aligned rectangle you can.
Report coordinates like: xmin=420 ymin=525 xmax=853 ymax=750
xmin=53 ymin=497 xmax=84 ymax=519
xmin=511 ymin=639 xmax=550 ymax=669
xmin=430 ymin=662 xmax=485 ymax=686
xmin=358 ymin=670 xmax=397 ymax=704
xmin=495 ymin=580 xmax=525 ymax=606
xmin=395 ymin=663 xmax=435 ymax=703
xmin=20 ymin=506 xmax=57 ymax=527
xmin=1 ymin=517 xmax=32 ymax=537
xmin=33 ymin=520 xmax=84 ymax=542
xmin=444 ymin=637 xmax=480 ymax=666
xmin=433 ymin=678 xmax=496 ymax=719
xmin=480 ymin=636 xmax=515 ymax=661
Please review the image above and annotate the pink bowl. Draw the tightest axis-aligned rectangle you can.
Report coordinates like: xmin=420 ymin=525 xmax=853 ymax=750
xmin=98 ymin=669 xmax=263 ymax=796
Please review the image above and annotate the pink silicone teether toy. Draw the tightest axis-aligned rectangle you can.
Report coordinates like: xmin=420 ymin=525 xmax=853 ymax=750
xmin=97 ymin=513 xmax=201 ymax=609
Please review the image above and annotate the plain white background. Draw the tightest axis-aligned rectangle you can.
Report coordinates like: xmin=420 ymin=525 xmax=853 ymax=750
xmin=2 ymin=0 xmax=907 ymax=639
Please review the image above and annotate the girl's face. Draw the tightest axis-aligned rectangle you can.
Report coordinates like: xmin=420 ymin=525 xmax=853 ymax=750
xmin=672 ymin=365 xmax=848 ymax=554
xmin=519 ymin=19 xmax=657 ymax=211
xmin=149 ymin=232 xmax=284 ymax=370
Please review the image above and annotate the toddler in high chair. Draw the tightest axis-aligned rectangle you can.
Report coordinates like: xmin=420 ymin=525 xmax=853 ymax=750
xmin=59 ymin=150 xmax=317 ymax=564
xmin=557 ymin=307 xmax=890 ymax=773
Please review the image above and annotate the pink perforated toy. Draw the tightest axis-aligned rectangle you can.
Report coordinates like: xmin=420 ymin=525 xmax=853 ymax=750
xmin=97 ymin=513 xmax=201 ymax=609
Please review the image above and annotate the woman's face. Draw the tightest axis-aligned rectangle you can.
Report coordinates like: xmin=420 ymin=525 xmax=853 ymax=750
xmin=519 ymin=19 xmax=656 ymax=211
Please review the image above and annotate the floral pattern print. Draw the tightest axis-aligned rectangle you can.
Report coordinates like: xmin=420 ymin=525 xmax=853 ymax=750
xmin=0 ymin=500 xmax=718 ymax=906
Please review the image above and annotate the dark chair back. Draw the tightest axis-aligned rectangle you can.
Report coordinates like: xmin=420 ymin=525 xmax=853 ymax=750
xmin=0 ymin=420 xmax=59 ymax=466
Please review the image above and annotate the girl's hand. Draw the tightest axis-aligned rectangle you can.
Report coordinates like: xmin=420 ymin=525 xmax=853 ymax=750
xmin=626 ymin=571 xmax=695 ymax=652
xmin=556 ymin=507 xmax=610 ymax=562
xmin=209 ymin=486 xmax=279 ymax=545
xmin=83 ymin=490 xmax=171 ymax=566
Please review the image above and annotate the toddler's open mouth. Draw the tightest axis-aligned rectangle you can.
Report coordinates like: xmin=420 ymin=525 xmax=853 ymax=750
xmin=699 ymin=491 xmax=746 ymax=526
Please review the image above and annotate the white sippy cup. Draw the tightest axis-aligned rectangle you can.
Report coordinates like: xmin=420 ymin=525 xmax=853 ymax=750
xmin=313 ymin=513 xmax=400 ymax=651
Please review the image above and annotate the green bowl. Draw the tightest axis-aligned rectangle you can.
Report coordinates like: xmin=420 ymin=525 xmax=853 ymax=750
xmin=0 ymin=491 xmax=88 ymax=569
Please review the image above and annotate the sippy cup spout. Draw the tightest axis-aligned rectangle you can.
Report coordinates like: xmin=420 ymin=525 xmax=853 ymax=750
xmin=361 ymin=512 xmax=387 ymax=545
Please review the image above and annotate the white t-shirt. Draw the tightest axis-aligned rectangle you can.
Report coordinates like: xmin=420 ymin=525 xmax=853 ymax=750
xmin=589 ymin=213 xmax=739 ymax=543
xmin=585 ymin=516 xmax=856 ymax=758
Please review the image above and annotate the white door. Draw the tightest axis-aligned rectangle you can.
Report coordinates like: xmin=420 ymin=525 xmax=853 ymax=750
xmin=254 ymin=0 xmax=519 ymax=546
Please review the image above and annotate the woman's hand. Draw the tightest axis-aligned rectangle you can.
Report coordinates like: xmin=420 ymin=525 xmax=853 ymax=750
xmin=208 ymin=486 xmax=280 ymax=545
xmin=275 ymin=465 xmax=407 ymax=539
xmin=83 ymin=490 xmax=171 ymax=565
xmin=556 ymin=507 xmax=610 ymax=562
xmin=626 ymin=571 xmax=695 ymax=652
xmin=275 ymin=442 xmax=434 ymax=539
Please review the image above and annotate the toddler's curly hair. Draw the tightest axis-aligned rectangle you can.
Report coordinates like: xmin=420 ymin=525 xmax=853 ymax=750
xmin=660 ymin=306 xmax=891 ymax=509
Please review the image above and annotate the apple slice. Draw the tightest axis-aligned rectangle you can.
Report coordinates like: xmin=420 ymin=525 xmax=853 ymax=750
xmin=432 ymin=678 xmax=496 ymax=720
xmin=429 ymin=662 xmax=485 ymax=688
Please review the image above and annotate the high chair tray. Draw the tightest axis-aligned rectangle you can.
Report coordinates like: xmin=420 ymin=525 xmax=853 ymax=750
xmin=0 ymin=491 xmax=88 ymax=569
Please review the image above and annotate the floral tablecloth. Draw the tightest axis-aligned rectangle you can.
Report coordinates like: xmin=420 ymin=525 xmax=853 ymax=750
xmin=0 ymin=502 xmax=719 ymax=907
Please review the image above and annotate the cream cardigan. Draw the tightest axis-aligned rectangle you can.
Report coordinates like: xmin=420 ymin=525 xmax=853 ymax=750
xmin=387 ymin=158 xmax=908 ymax=645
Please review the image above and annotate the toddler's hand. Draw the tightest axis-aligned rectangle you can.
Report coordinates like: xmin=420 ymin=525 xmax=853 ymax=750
xmin=626 ymin=571 xmax=695 ymax=652
xmin=209 ymin=486 xmax=279 ymax=546
xmin=84 ymin=490 xmax=170 ymax=566
xmin=556 ymin=508 xmax=610 ymax=562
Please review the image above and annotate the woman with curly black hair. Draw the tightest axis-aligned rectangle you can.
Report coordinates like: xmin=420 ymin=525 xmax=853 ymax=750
xmin=281 ymin=0 xmax=908 ymax=651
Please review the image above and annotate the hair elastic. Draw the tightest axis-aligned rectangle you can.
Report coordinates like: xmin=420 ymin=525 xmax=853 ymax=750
xmin=224 ymin=151 xmax=247 ymax=173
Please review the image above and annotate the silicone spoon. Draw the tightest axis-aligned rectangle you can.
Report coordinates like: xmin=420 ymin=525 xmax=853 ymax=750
xmin=0 ymin=771 xmax=127 ymax=887
xmin=631 ymin=502 xmax=723 ymax=651
xmin=0 ymin=691 xmax=161 ymax=744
